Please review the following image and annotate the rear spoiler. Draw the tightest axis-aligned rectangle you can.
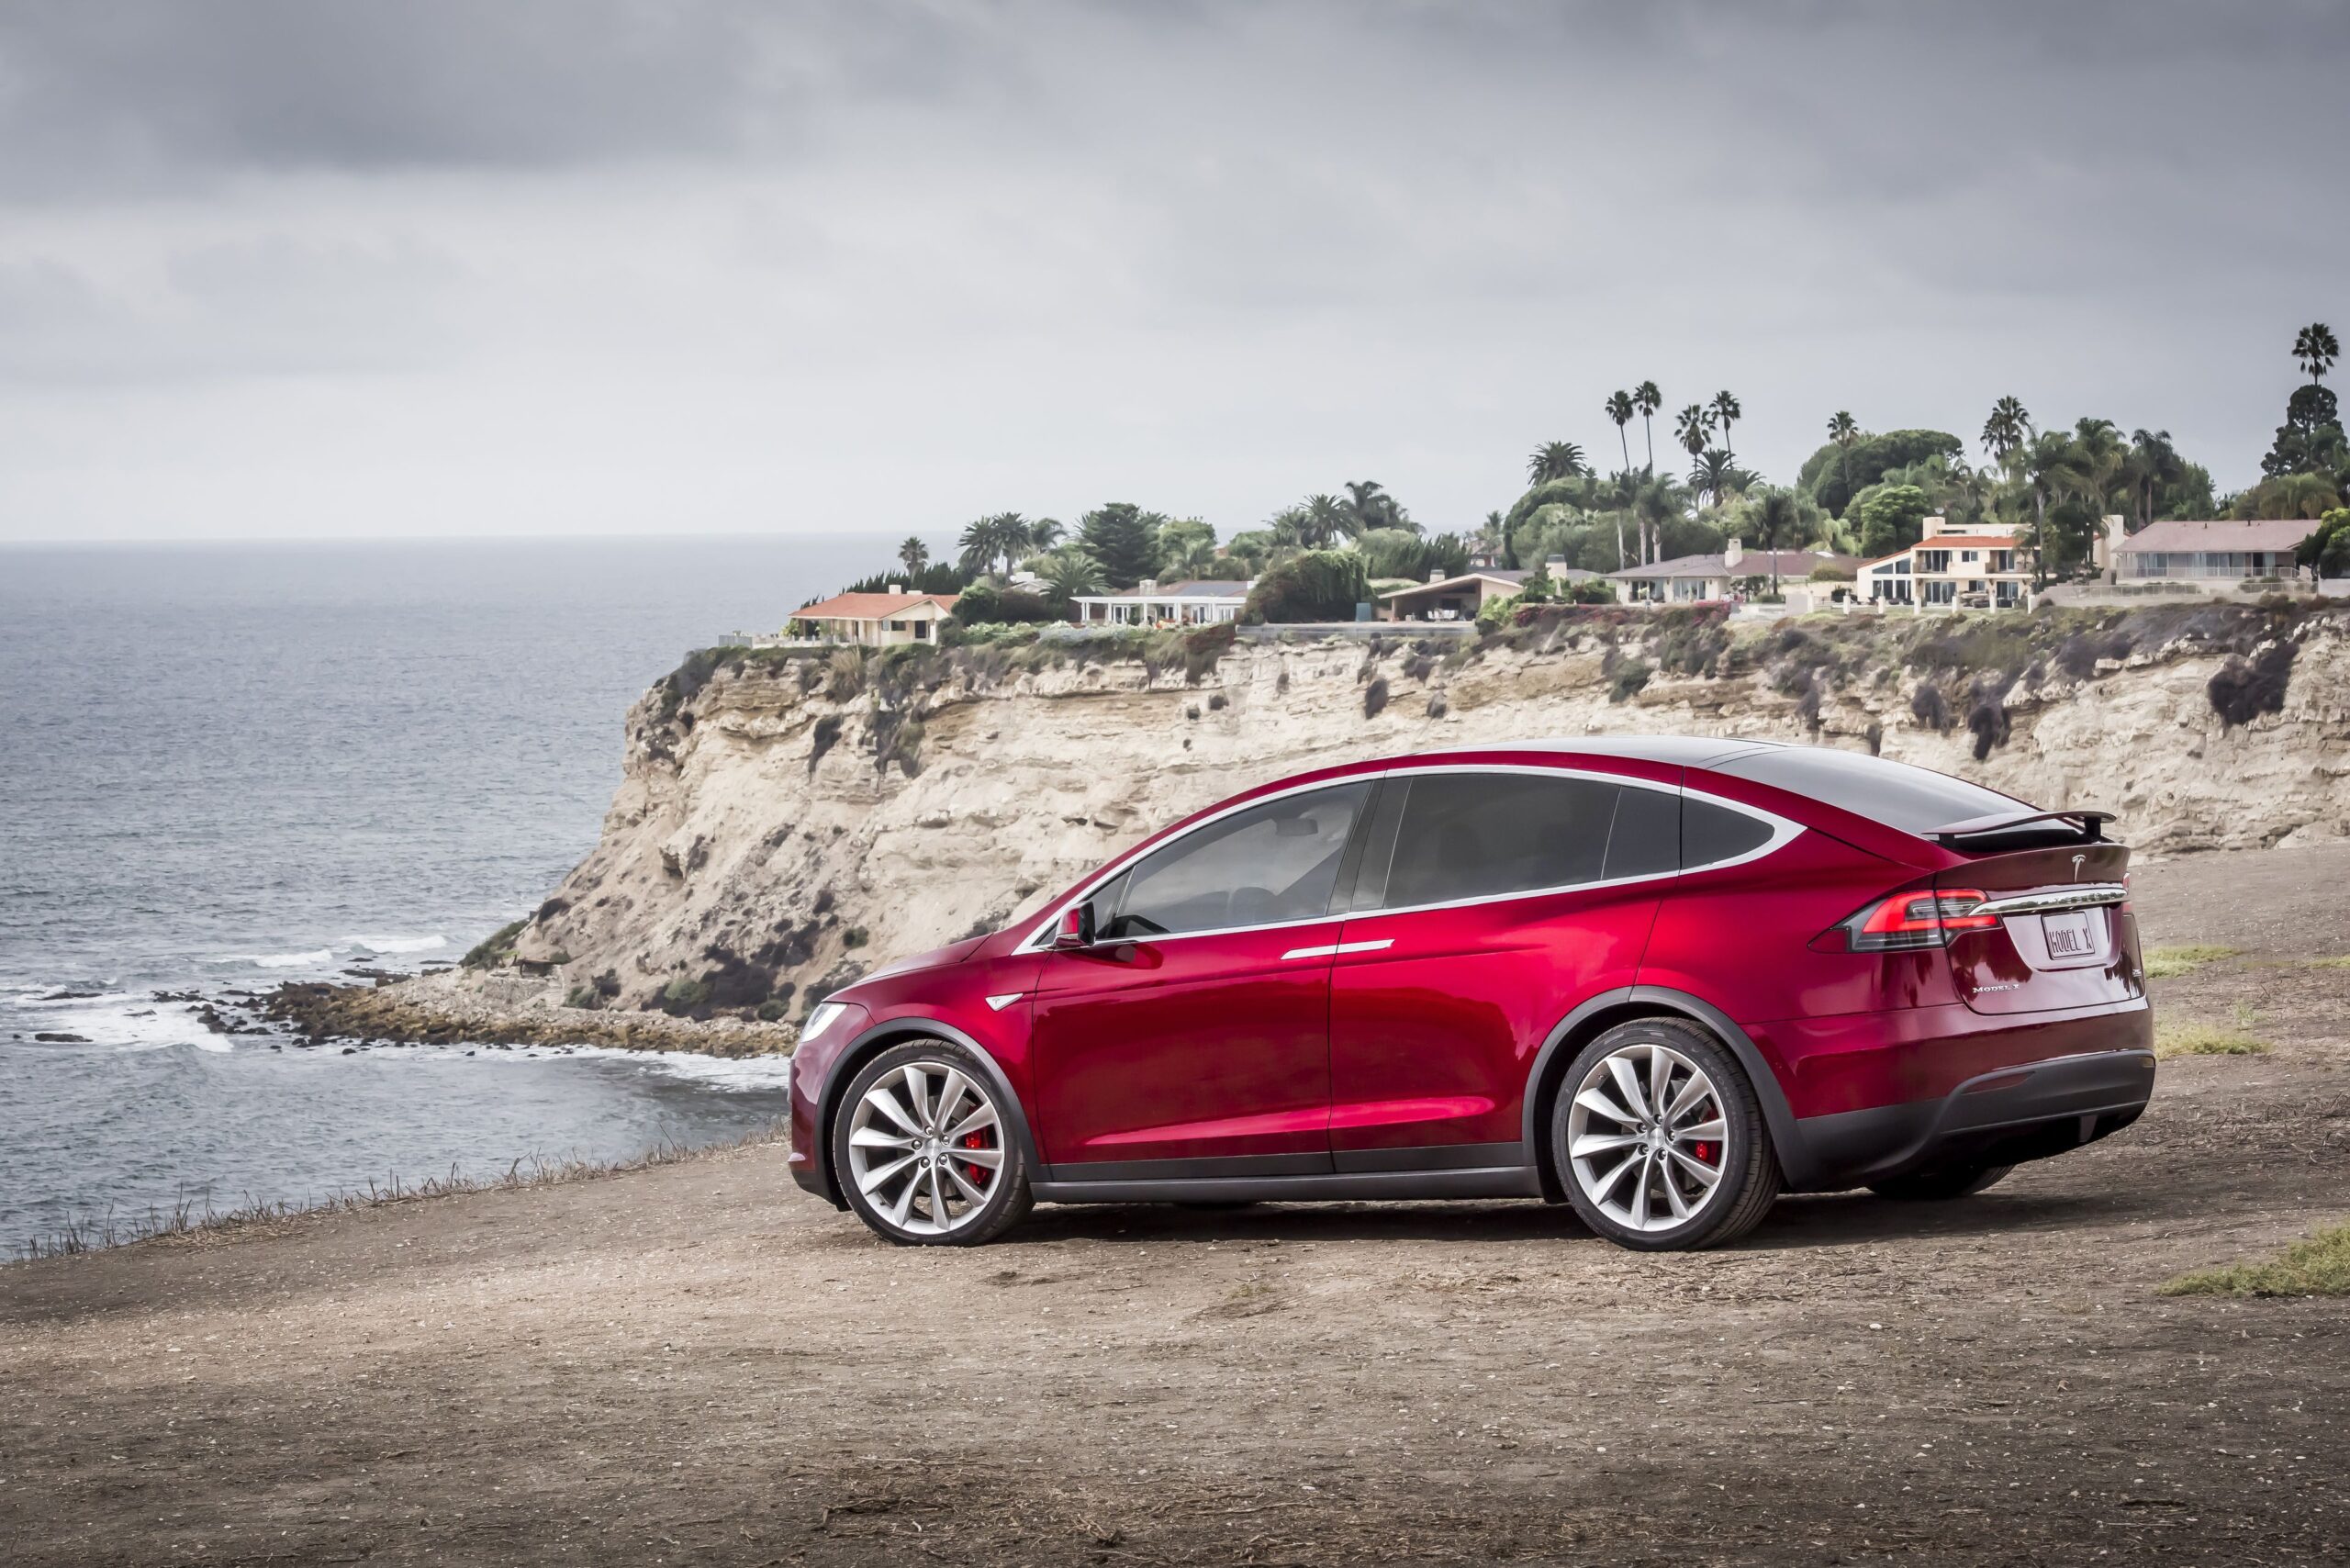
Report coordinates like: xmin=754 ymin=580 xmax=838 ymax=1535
xmin=1927 ymin=808 xmax=2115 ymax=847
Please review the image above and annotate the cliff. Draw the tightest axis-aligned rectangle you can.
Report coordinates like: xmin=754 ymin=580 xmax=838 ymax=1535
xmin=331 ymin=600 xmax=2349 ymax=1042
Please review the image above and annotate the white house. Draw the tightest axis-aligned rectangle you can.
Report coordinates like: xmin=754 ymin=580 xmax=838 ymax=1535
xmin=1068 ymin=579 xmax=1254 ymax=626
xmin=1609 ymin=538 xmax=1861 ymax=603
xmin=1856 ymin=517 xmax=2035 ymax=610
xmin=788 ymin=587 xmax=961 ymax=646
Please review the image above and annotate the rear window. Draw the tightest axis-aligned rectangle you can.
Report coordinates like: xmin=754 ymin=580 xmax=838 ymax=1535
xmin=1709 ymin=747 xmax=2026 ymax=834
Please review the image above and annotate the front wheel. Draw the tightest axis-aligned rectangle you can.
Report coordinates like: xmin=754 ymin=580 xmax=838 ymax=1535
xmin=831 ymin=1041 xmax=1034 ymax=1247
xmin=1869 ymin=1163 xmax=2014 ymax=1201
xmin=1550 ymin=1017 xmax=1780 ymax=1252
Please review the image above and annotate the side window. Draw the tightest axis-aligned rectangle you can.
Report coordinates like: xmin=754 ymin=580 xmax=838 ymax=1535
xmin=1374 ymin=773 xmax=1620 ymax=909
xmin=1602 ymin=785 xmax=1681 ymax=880
xmin=1683 ymin=796 xmax=1774 ymax=868
xmin=1102 ymin=782 xmax=1370 ymax=938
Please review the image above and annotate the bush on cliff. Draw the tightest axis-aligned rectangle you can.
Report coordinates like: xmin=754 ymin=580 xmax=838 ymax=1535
xmin=461 ymin=919 xmax=526 ymax=971
xmin=1242 ymin=550 xmax=1367 ymax=623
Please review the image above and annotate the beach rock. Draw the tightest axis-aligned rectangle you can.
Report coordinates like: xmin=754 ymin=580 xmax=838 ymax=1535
xmin=32 ymin=1032 xmax=92 ymax=1043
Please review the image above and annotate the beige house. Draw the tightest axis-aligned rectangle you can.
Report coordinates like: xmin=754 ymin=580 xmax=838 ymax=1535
xmin=1856 ymin=517 xmax=2035 ymax=610
xmin=2112 ymin=518 xmax=2318 ymax=587
xmin=1610 ymin=538 xmax=1861 ymax=603
xmin=789 ymin=587 xmax=960 ymax=646
xmin=1377 ymin=565 xmax=1607 ymax=622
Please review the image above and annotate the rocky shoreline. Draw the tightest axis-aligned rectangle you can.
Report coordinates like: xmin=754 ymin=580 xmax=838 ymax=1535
xmin=240 ymin=969 xmax=796 ymax=1058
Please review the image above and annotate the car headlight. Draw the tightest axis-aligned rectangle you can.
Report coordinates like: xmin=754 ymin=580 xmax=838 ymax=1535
xmin=802 ymin=1001 xmax=848 ymax=1039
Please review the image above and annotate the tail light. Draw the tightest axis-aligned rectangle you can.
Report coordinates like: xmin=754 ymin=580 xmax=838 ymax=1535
xmin=1820 ymin=887 xmax=1998 ymax=952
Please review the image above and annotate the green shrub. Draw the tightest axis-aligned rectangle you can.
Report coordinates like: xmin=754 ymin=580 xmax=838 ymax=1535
xmin=660 ymin=977 xmax=712 ymax=1015
xmin=842 ymin=926 xmax=869 ymax=949
xmin=1608 ymin=660 xmax=1652 ymax=703
xmin=461 ymin=919 xmax=527 ymax=971
xmin=1242 ymin=550 xmax=1368 ymax=623
xmin=755 ymin=1000 xmax=789 ymax=1023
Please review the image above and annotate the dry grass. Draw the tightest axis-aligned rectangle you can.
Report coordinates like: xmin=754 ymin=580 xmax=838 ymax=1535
xmin=12 ymin=1123 xmax=786 ymax=1263
xmin=2143 ymin=943 xmax=2240 ymax=979
xmin=2300 ymin=955 xmax=2350 ymax=970
xmin=2161 ymin=1220 xmax=2350 ymax=1298
xmin=2154 ymin=1002 xmax=2270 ymax=1060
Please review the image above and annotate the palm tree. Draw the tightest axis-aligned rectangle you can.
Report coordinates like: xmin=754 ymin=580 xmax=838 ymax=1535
xmin=1605 ymin=391 xmax=1636 ymax=477
xmin=2293 ymin=322 xmax=2339 ymax=385
xmin=1689 ymin=448 xmax=1740 ymax=508
xmin=1342 ymin=479 xmax=1410 ymax=535
xmin=1745 ymin=487 xmax=1806 ymax=595
xmin=1036 ymin=546 xmax=1106 ymax=603
xmin=1528 ymin=441 xmax=1588 ymax=484
xmin=1827 ymin=410 xmax=1861 ymax=510
xmin=2022 ymin=431 xmax=2083 ymax=586
xmin=896 ymin=536 xmax=929 ymax=578
xmin=1633 ymin=381 xmax=1662 ymax=476
xmin=956 ymin=514 xmax=1011 ymax=577
xmin=2069 ymin=419 xmax=2131 ymax=523
xmin=1674 ymin=404 xmax=1712 ymax=461
xmin=1028 ymin=518 xmax=1066 ymax=551
xmin=2124 ymin=430 xmax=2181 ymax=532
xmin=1708 ymin=390 xmax=1743 ymax=463
xmin=1302 ymin=494 xmax=1348 ymax=547
xmin=1981 ymin=396 xmax=2031 ymax=461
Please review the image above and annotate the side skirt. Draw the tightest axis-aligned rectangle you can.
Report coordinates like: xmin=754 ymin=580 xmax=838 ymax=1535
xmin=1033 ymin=1166 xmax=1543 ymax=1205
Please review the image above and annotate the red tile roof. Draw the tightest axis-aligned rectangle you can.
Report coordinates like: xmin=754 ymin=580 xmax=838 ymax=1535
xmin=793 ymin=592 xmax=959 ymax=622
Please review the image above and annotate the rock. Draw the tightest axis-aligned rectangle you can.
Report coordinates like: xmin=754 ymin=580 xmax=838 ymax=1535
xmin=32 ymin=1032 xmax=92 ymax=1043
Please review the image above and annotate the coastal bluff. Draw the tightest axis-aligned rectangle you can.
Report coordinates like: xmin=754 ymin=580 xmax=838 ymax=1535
xmin=299 ymin=601 xmax=2349 ymax=1050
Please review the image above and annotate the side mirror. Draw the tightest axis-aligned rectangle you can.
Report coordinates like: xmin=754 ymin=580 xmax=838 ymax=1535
xmin=1051 ymin=902 xmax=1097 ymax=950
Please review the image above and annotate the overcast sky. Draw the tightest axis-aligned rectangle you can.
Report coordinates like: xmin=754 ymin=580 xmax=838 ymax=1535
xmin=1 ymin=0 xmax=2343 ymax=543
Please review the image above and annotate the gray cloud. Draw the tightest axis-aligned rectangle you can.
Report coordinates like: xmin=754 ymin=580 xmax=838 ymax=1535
xmin=0 ymin=0 xmax=2343 ymax=540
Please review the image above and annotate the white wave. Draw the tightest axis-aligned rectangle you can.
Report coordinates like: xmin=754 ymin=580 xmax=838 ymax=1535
xmin=341 ymin=934 xmax=449 ymax=955
xmin=207 ymin=948 xmax=336 ymax=969
xmin=383 ymin=1038 xmax=794 ymax=1089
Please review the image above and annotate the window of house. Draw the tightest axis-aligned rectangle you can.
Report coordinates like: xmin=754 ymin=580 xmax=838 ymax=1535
xmin=1102 ymin=782 xmax=1371 ymax=938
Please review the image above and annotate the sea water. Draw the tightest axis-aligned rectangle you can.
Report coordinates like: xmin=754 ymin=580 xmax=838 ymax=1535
xmin=0 ymin=535 xmax=918 ymax=1246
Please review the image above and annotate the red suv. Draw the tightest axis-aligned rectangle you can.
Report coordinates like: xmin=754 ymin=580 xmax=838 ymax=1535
xmin=788 ymin=738 xmax=2154 ymax=1250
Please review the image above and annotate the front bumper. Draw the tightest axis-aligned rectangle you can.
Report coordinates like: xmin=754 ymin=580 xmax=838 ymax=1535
xmin=1787 ymin=1047 xmax=2156 ymax=1192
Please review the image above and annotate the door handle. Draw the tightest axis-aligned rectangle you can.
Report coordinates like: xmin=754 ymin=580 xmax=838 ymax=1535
xmin=1279 ymin=938 xmax=1393 ymax=960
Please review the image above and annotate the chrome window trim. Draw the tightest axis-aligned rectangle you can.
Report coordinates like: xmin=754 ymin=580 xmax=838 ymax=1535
xmin=1974 ymin=884 xmax=2129 ymax=918
xmin=1019 ymin=762 xmax=1803 ymax=952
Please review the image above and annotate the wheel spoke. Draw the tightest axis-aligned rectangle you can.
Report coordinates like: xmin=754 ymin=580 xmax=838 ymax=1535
xmin=947 ymin=1144 xmax=1003 ymax=1170
xmin=899 ymin=1065 xmax=934 ymax=1130
xmin=850 ymin=1126 xmax=915 ymax=1150
xmin=1662 ymin=1075 xmax=1714 ymax=1127
xmin=1574 ymin=1086 xmax=1639 ymax=1126
xmin=885 ymin=1166 xmax=922 ymax=1226
xmin=1571 ymin=1131 xmax=1642 ymax=1159
xmin=945 ymin=1160 xmax=989 ymax=1204
xmin=1628 ymin=1151 xmax=1654 ymax=1226
xmin=1679 ymin=1117 xmax=1728 ymax=1144
xmin=946 ymin=1103 xmax=999 ymax=1142
xmin=926 ymin=1165 xmax=952 ymax=1229
xmin=1606 ymin=1056 xmax=1651 ymax=1122
xmin=1648 ymin=1047 xmax=1673 ymax=1125
xmin=857 ymin=1152 xmax=918 ymax=1194
xmin=867 ymin=1088 xmax=924 ymax=1138
xmin=1591 ymin=1149 xmax=1641 ymax=1203
xmin=1666 ymin=1145 xmax=1723 ymax=1187
xmin=1659 ymin=1164 xmax=1692 ymax=1219
xmin=934 ymin=1070 xmax=973 ymax=1134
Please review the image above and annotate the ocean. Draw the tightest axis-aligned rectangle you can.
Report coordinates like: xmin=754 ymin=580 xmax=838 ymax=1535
xmin=0 ymin=534 xmax=927 ymax=1249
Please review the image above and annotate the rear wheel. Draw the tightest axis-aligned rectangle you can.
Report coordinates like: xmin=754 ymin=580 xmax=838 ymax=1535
xmin=831 ymin=1041 xmax=1034 ymax=1247
xmin=1550 ymin=1017 xmax=1780 ymax=1252
xmin=1869 ymin=1163 xmax=2014 ymax=1201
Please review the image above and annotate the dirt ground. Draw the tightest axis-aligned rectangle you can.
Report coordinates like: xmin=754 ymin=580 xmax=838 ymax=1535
xmin=6 ymin=846 xmax=2349 ymax=1566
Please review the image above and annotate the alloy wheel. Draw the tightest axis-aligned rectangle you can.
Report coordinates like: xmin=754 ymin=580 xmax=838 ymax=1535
xmin=844 ymin=1060 xmax=1005 ymax=1237
xmin=1565 ymin=1040 xmax=1729 ymax=1233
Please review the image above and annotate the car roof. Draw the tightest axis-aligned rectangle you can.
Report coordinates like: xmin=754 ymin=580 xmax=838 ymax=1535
xmin=1370 ymin=735 xmax=1790 ymax=768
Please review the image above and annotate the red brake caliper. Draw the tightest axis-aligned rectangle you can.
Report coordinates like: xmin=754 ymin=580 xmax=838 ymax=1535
xmin=961 ymin=1132 xmax=990 ymax=1185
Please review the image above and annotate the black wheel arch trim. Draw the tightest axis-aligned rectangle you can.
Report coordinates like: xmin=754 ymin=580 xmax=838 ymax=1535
xmin=1519 ymin=985 xmax=1814 ymax=1194
xmin=811 ymin=1018 xmax=1046 ymax=1207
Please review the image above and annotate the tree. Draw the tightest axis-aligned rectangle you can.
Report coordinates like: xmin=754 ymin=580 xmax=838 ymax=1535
xmin=1528 ymin=442 xmax=1588 ymax=484
xmin=1633 ymin=380 xmax=1662 ymax=477
xmin=1981 ymin=397 xmax=2031 ymax=461
xmin=1827 ymin=410 xmax=1861 ymax=512
xmin=2294 ymin=322 xmax=2339 ymax=385
xmin=1342 ymin=479 xmax=1412 ymax=535
xmin=2020 ymin=431 xmax=2084 ymax=585
xmin=1155 ymin=516 xmax=1217 ymax=579
xmin=1241 ymin=549 xmax=1369 ymax=623
xmin=1689 ymin=448 xmax=1740 ymax=507
xmin=1852 ymin=482 xmax=1932 ymax=558
xmin=956 ymin=513 xmax=1019 ymax=577
xmin=1708 ymin=390 xmax=1743 ymax=463
xmin=2232 ymin=471 xmax=2343 ymax=520
xmin=1605 ymin=391 xmax=1636 ymax=480
xmin=897 ymin=536 xmax=929 ymax=577
xmin=1740 ymin=486 xmax=1808 ymax=594
xmin=2066 ymin=418 xmax=2131 ymax=527
xmin=1674 ymin=404 xmax=1713 ymax=463
xmin=1035 ymin=546 xmax=1106 ymax=605
xmin=1283 ymin=494 xmax=1348 ymax=548
xmin=1029 ymin=518 xmax=1066 ymax=551
xmin=2123 ymin=430 xmax=2184 ymax=532
xmin=1078 ymin=503 xmax=1164 ymax=588
xmin=1796 ymin=429 xmax=1965 ymax=518
xmin=2298 ymin=508 xmax=2350 ymax=577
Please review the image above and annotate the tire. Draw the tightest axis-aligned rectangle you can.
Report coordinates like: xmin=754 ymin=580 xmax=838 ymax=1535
xmin=1550 ymin=1016 xmax=1780 ymax=1252
xmin=1868 ymin=1162 xmax=2014 ymax=1201
xmin=831 ymin=1040 xmax=1035 ymax=1247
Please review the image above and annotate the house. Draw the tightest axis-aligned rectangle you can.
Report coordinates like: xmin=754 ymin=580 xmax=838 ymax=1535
xmin=1377 ymin=564 xmax=1606 ymax=622
xmin=1068 ymin=579 xmax=1253 ymax=627
xmin=1857 ymin=517 xmax=2035 ymax=610
xmin=1608 ymin=538 xmax=1860 ymax=603
xmin=788 ymin=586 xmax=960 ymax=646
xmin=2112 ymin=518 xmax=2318 ymax=586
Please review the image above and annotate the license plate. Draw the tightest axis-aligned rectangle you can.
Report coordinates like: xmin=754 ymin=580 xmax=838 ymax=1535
xmin=2042 ymin=910 xmax=2097 ymax=959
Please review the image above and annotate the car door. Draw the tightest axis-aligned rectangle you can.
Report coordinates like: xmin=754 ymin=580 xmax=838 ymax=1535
xmin=1029 ymin=780 xmax=1373 ymax=1174
xmin=1326 ymin=768 xmax=1677 ymax=1163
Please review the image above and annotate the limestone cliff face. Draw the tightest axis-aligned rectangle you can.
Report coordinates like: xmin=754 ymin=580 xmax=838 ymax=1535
xmin=506 ymin=604 xmax=2349 ymax=1018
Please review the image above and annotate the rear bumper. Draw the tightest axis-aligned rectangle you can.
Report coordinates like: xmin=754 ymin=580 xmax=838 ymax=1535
xmin=1786 ymin=1046 xmax=2156 ymax=1192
